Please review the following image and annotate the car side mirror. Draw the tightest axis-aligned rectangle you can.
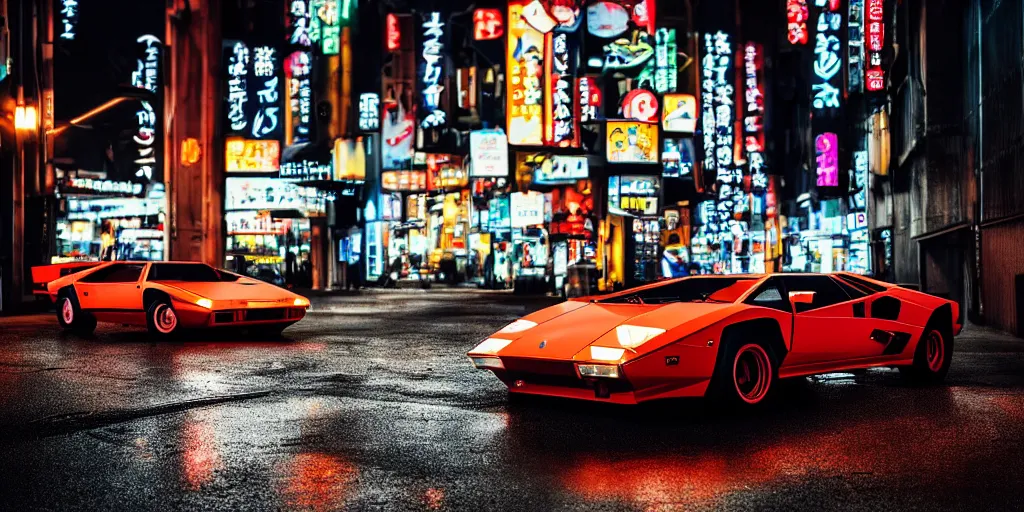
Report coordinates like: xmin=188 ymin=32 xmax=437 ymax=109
xmin=789 ymin=291 xmax=816 ymax=307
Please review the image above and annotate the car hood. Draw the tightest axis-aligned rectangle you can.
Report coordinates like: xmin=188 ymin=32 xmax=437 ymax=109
xmin=495 ymin=301 xmax=736 ymax=360
xmin=160 ymin=279 xmax=298 ymax=302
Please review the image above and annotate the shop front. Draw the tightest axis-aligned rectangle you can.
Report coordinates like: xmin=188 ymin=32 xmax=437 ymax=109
xmin=606 ymin=175 xmax=662 ymax=288
xmin=54 ymin=171 xmax=166 ymax=263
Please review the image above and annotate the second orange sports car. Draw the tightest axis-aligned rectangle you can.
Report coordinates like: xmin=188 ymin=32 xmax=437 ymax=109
xmin=469 ymin=273 xmax=961 ymax=407
xmin=37 ymin=261 xmax=309 ymax=337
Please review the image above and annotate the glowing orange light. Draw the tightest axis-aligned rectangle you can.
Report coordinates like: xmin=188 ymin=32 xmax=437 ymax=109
xmin=14 ymin=104 xmax=38 ymax=131
xmin=180 ymin=137 xmax=202 ymax=166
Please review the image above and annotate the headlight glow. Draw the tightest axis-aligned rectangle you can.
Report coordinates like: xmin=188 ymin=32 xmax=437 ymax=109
xmin=578 ymin=364 xmax=620 ymax=379
xmin=499 ymin=319 xmax=537 ymax=334
xmin=293 ymin=297 xmax=310 ymax=307
xmin=470 ymin=337 xmax=514 ymax=355
xmin=470 ymin=357 xmax=505 ymax=370
xmin=195 ymin=298 xmax=213 ymax=309
xmin=590 ymin=346 xmax=626 ymax=361
xmin=615 ymin=325 xmax=666 ymax=349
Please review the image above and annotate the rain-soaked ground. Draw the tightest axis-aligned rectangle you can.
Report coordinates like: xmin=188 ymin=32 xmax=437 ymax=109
xmin=1 ymin=289 xmax=1023 ymax=511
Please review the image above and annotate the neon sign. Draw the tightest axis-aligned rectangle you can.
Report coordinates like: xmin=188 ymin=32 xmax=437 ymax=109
xmin=386 ymin=13 xmax=401 ymax=51
xmin=131 ymin=35 xmax=161 ymax=181
xmin=848 ymin=0 xmax=864 ymax=93
xmin=358 ymin=93 xmax=380 ymax=131
xmin=286 ymin=51 xmax=312 ymax=144
xmin=865 ymin=0 xmax=885 ymax=91
xmin=507 ymin=1 xmax=545 ymax=145
xmin=744 ymin=43 xmax=767 ymax=192
xmin=815 ymin=132 xmax=839 ymax=187
xmin=579 ymin=77 xmax=600 ymax=123
xmin=473 ymin=9 xmax=504 ymax=41
xmin=547 ymin=31 xmax=577 ymax=147
xmin=226 ymin=42 xmax=250 ymax=133
xmin=281 ymin=160 xmax=331 ymax=181
xmin=288 ymin=0 xmax=312 ymax=48
xmin=252 ymin=46 xmax=280 ymax=139
xmin=621 ymin=89 xmax=658 ymax=123
xmin=700 ymin=31 xmax=736 ymax=186
xmin=787 ymin=0 xmax=809 ymax=45
xmin=317 ymin=0 xmax=341 ymax=55
xmin=225 ymin=139 xmax=281 ymax=173
xmin=59 ymin=0 xmax=79 ymax=40
xmin=419 ymin=12 xmax=447 ymax=130
xmin=653 ymin=28 xmax=677 ymax=93
xmin=812 ymin=0 xmax=843 ymax=114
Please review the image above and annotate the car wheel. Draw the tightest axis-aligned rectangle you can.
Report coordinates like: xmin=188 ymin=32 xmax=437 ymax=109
xmin=708 ymin=338 xmax=778 ymax=408
xmin=147 ymin=299 xmax=180 ymax=338
xmin=900 ymin=327 xmax=952 ymax=384
xmin=57 ymin=291 xmax=96 ymax=336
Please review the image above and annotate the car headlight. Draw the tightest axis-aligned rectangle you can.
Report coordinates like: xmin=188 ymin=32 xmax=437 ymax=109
xmin=195 ymin=298 xmax=213 ymax=309
xmin=615 ymin=325 xmax=665 ymax=349
xmin=499 ymin=319 xmax=537 ymax=334
xmin=470 ymin=357 xmax=504 ymax=370
xmin=293 ymin=297 xmax=310 ymax=307
xmin=470 ymin=337 xmax=513 ymax=355
xmin=590 ymin=346 xmax=626 ymax=362
xmin=577 ymin=364 xmax=620 ymax=378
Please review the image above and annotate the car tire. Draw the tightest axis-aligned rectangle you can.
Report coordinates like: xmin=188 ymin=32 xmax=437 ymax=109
xmin=56 ymin=290 xmax=96 ymax=336
xmin=900 ymin=326 xmax=952 ymax=384
xmin=708 ymin=337 xmax=778 ymax=409
xmin=147 ymin=299 xmax=181 ymax=338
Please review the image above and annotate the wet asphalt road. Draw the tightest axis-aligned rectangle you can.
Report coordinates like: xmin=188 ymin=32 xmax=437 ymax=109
xmin=2 ymin=289 xmax=1024 ymax=511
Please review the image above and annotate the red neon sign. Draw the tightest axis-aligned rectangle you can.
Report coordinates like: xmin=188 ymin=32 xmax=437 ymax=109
xmin=786 ymin=0 xmax=809 ymax=45
xmin=386 ymin=13 xmax=401 ymax=52
xmin=473 ymin=9 xmax=504 ymax=41
xmin=865 ymin=0 xmax=885 ymax=91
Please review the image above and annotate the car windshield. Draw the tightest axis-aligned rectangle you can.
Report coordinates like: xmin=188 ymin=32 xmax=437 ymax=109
xmin=599 ymin=277 xmax=760 ymax=305
xmin=148 ymin=263 xmax=226 ymax=282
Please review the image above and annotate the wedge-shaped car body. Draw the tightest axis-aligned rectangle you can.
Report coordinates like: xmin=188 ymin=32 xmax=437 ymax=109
xmin=36 ymin=261 xmax=309 ymax=337
xmin=469 ymin=273 xmax=961 ymax=406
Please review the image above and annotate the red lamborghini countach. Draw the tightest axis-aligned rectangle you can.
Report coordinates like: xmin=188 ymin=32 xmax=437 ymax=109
xmin=35 ymin=261 xmax=309 ymax=337
xmin=468 ymin=273 xmax=961 ymax=407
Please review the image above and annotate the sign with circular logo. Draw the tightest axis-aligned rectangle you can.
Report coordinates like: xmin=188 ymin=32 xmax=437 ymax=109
xmin=621 ymin=89 xmax=659 ymax=122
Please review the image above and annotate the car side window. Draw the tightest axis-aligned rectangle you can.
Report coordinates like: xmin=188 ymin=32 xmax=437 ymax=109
xmin=79 ymin=264 xmax=145 ymax=283
xmin=781 ymin=276 xmax=852 ymax=313
xmin=746 ymin=279 xmax=791 ymax=312
xmin=831 ymin=276 xmax=868 ymax=300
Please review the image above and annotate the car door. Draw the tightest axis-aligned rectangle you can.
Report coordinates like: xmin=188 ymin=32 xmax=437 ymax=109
xmin=780 ymin=275 xmax=879 ymax=368
xmin=75 ymin=263 xmax=147 ymax=312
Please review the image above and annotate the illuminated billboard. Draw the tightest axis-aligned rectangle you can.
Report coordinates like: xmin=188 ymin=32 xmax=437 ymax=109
xmin=507 ymin=0 xmax=546 ymax=146
xmin=606 ymin=121 xmax=658 ymax=164
xmin=661 ymin=94 xmax=696 ymax=133
xmin=225 ymin=139 xmax=281 ymax=173
xmin=534 ymin=155 xmax=589 ymax=185
xmin=608 ymin=175 xmax=659 ymax=215
xmin=815 ymin=132 xmax=839 ymax=187
xmin=469 ymin=129 xmax=510 ymax=177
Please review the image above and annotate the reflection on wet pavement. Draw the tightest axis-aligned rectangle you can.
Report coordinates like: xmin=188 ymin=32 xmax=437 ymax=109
xmin=0 ymin=293 xmax=1023 ymax=510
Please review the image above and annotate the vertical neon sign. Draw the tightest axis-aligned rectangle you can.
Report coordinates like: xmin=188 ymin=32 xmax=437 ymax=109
xmin=865 ymin=0 xmax=885 ymax=91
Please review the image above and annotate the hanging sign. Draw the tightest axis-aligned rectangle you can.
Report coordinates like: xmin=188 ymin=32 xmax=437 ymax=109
xmin=507 ymin=0 xmax=546 ymax=145
xmin=418 ymin=12 xmax=448 ymax=131
xmin=469 ymin=129 xmax=510 ymax=177
xmin=744 ymin=43 xmax=768 ymax=192
xmin=812 ymin=0 xmax=843 ymax=115
xmin=131 ymin=35 xmax=162 ymax=182
xmin=358 ymin=92 xmax=380 ymax=131
xmin=662 ymin=93 xmax=696 ymax=133
xmin=225 ymin=139 xmax=281 ymax=173
xmin=474 ymin=8 xmax=504 ymax=41
xmin=653 ymin=28 xmax=678 ymax=93
xmin=865 ymin=0 xmax=885 ymax=91
xmin=547 ymin=31 xmax=579 ymax=147
xmin=224 ymin=41 xmax=283 ymax=141
xmin=281 ymin=160 xmax=331 ymax=181
xmin=609 ymin=175 xmax=659 ymax=215
xmin=286 ymin=51 xmax=312 ymax=145
xmin=621 ymin=89 xmax=659 ymax=123
xmin=815 ymin=132 xmax=839 ymax=187
xmin=662 ymin=138 xmax=694 ymax=178
xmin=586 ymin=1 xmax=629 ymax=38
xmin=511 ymin=191 xmax=546 ymax=228
xmin=288 ymin=0 xmax=312 ymax=48
xmin=58 ymin=0 xmax=80 ymax=40
xmin=848 ymin=0 xmax=864 ymax=93
xmin=579 ymin=77 xmax=601 ymax=123
xmin=606 ymin=120 xmax=658 ymax=164
xmin=787 ymin=0 xmax=809 ymax=45
xmin=700 ymin=31 xmax=736 ymax=185
xmin=534 ymin=155 xmax=589 ymax=185
xmin=386 ymin=13 xmax=402 ymax=51
xmin=314 ymin=0 xmax=341 ymax=55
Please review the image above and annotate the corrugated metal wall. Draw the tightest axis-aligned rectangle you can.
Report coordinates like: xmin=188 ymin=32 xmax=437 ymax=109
xmin=981 ymin=219 xmax=1024 ymax=335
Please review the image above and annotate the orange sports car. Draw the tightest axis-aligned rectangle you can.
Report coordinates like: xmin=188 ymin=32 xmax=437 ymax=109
xmin=35 ymin=261 xmax=309 ymax=337
xmin=468 ymin=273 xmax=962 ymax=407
